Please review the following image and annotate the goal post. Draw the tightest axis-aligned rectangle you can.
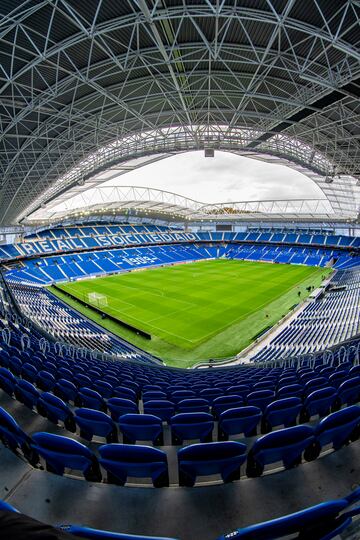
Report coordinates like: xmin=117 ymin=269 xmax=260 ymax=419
xmin=87 ymin=292 xmax=108 ymax=308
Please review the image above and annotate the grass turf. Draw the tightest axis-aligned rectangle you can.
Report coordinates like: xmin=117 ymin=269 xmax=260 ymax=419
xmin=51 ymin=259 xmax=330 ymax=368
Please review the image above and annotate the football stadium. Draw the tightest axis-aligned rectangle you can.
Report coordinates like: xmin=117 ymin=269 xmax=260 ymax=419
xmin=0 ymin=2 xmax=359 ymax=539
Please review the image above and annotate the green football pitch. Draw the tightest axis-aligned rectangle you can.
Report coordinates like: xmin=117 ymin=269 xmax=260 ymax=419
xmin=51 ymin=259 xmax=330 ymax=368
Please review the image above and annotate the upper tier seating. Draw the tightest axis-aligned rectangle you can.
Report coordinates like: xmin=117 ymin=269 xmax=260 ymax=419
xmin=1 ymin=228 xmax=359 ymax=264
xmin=24 ymin=222 xmax=179 ymax=240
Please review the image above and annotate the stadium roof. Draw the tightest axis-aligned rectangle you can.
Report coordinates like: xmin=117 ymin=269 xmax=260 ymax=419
xmin=0 ymin=1 xmax=360 ymax=225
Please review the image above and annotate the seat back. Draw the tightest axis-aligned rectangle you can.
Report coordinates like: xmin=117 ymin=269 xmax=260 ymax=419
xmin=0 ymin=406 xmax=30 ymax=452
xmin=304 ymin=387 xmax=338 ymax=418
xmin=177 ymin=398 xmax=210 ymax=414
xmin=338 ymin=377 xmax=360 ymax=405
xmin=144 ymin=399 xmax=175 ymax=421
xmin=263 ymin=397 xmax=302 ymax=430
xmin=218 ymin=406 xmax=262 ymax=439
xmin=118 ymin=413 xmax=163 ymax=445
xmin=75 ymin=408 xmax=117 ymax=442
xmin=178 ymin=441 xmax=247 ymax=486
xmin=99 ymin=443 xmax=168 ymax=487
xmin=14 ymin=379 xmax=40 ymax=409
xmin=170 ymin=412 xmax=214 ymax=444
xmin=247 ymin=390 xmax=275 ymax=411
xmin=77 ymin=387 xmax=105 ymax=411
xmin=212 ymin=395 xmax=244 ymax=418
xmin=31 ymin=432 xmax=101 ymax=480
xmin=315 ymin=405 xmax=360 ymax=451
xmin=247 ymin=425 xmax=315 ymax=476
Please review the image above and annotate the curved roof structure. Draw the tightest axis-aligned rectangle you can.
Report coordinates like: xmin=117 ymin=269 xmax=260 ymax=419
xmin=24 ymin=185 xmax=337 ymax=225
xmin=0 ymin=0 xmax=360 ymax=225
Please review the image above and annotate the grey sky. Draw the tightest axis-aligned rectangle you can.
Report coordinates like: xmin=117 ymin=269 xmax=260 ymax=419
xmin=105 ymin=151 xmax=324 ymax=203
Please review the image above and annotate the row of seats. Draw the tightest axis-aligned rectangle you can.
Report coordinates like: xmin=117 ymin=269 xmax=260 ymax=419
xmin=1 ymin=393 xmax=360 ymax=486
xmin=2 ymin=321 xmax=360 ymax=391
xmin=2 ymin=356 xmax=360 ymax=452
xmin=2 ymin=363 xmax=360 ymax=437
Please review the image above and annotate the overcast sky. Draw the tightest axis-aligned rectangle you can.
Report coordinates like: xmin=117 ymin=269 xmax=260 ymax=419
xmin=104 ymin=150 xmax=325 ymax=203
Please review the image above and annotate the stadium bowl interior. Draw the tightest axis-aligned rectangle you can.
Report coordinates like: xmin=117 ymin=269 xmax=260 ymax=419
xmin=0 ymin=1 xmax=359 ymax=539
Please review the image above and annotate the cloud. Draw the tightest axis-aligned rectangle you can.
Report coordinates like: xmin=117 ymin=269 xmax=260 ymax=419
xmin=105 ymin=150 xmax=324 ymax=203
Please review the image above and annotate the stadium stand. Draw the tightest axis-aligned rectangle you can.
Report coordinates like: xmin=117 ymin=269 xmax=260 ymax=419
xmin=252 ymin=268 xmax=360 ymax=361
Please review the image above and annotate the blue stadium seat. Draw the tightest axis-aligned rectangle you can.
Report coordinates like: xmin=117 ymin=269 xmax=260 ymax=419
xmin=304 ymin=406 xmax=360 ymax=461
xmin=0 ymin=406 xmax=37 ymax=464
xmin=329 ymin=370 xmax=349 ymax=388
xmin=20 ymin=362 xmax=38 ymax=382
xmin=8 ymin=355 xmax=22 ymax=376
xmin=277 ymin=383 xmax=303 ymax=399
xmin=170 ymin=412 xmax=214 ymax=444
xmin=54 ymin=378 xmax=78 ymax=403
xmin=93 ymin=380 xmax=114 ymax=399
xmin=253 ymin=381 xmax=276 ymax=391
xmin=31 ymin=432 xmax=101 ymax=480
xmin=247 ymin=389 xmax=275 ymax=411
xmin=74 ymin=373 xmax=92 ymax=388
xmin=176 ymin=398 xmax=210 ymax=414
xmin=212 ymin=395 xmax=244 ymax=418
xmin=143 ymin=391 xmax=168 ymax=402
xmin=304 ymin=377 xmax=329 ymax=394
xmin=113 ymin=386 xmax=138 ymax=402
xmin=108 ymin=398 xmax=138 ymax=420
xmin=246 ymin=425 xmax=315 ymax=477
xmin=99 ymin=443 xmax=169 ymax=487
xmin=142 ymin=384 xmax=162 ymax=392
xmin=143 ymin=400 xmax=175 ymax=422
xmin=199 ymin=388 xmax=223 ymax=405
xmin=0 ymin=500 xmax=19 ymax=513
xmin=0 ymin=367 xmax=16 ymax=396
xmin=337 ymin=377 xmax=360 ymax=406
xmin=75 ymin=408 xmax=118 ymax=442
xmin=14 ymin=379 xmax=40 ymax=409
xmin=57 ymin=367 xmax=74 ymax=381
xmin=118 ymin=413 xmax=163 ymax=445
xmin=178 ymin=441 xmax=247 ymax=486
xmin=261 ymin=397 xmax=302 ymax=433
xmin=36 ymin=370 xmax=56 ymax=391
xmin=277 ymin=376 xmax=298 ymax=389
xmin=349 ymin=365 xmax=360 ymax=377
xmin=300 ymin=387 xmax=338 ymax=422
xmin=217 ymin=498 xmax=356 ymax=540
xmin=0 ymin=349 xmax=10 ymax=368
xmin=170 ymin=390 xmax=196 ymax=404
xmin=76 ymin=387 xmax=107 ymax=411
xmin=218 ymin=406 xmax=262 ymax=440
xmin=37 ymin=392 xmax=76 ymax=432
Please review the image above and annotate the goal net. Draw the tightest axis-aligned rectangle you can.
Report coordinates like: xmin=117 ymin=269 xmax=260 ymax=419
xmin=87 ymin=292 xmax=108 ymax=308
